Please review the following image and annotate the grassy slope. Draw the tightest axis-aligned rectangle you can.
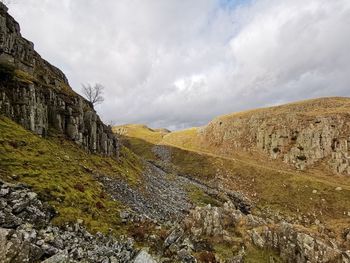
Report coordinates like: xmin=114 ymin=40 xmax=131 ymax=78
xmin=113 ymin=124 xmax=169 ymax=144
xmin=217 ymin=96 xmax=350 ymax=120
xmin=113 ymin=124 xmax=170 ymax=160
xmin=0 ymin=115 xmax=144 ymax=234
xmin=115 ymin=121 xmax=350 ymax=260
xmin=157 ymin=98 xmax=350 ymax=229
xmin=113 ymin=116 xmax=350 ymax=227
xmin=162 ymin=127 xmax=202 ymax=151
xmin=159 ymin=97 xmax=350 ymax=151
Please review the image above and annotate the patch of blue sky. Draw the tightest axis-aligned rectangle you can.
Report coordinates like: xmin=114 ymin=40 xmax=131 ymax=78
xmin=218 ymin=0 xmax=252 ymax=10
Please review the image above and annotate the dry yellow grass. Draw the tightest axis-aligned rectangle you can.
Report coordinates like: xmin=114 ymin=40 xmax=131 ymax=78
xmin=113 ymin=124 xmax=169 ymax=144
xmin=217 ymin=96 xmax=350 ymax=121
xmin=161 ymin=127 xmax=202 ymax=150
xmin=113 ymin=97 xmax=350 ymax=233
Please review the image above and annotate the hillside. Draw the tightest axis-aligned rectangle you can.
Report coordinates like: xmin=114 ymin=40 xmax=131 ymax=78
xmin=0 ymin=115 xmax=141 ymax=233
xmin=133 ymin=97 xmax=350 ymax=176
xmin=175 ymin=97 xmax=350 ymax=175
xmin=0 ymin=116 xmax=288 ymax=262
xmin=114 ymin=109 xmax=350 ymax=221
xmin=115 ymin=97 xmax=350 ymax=262
xmin=114 ymin=97 xmax=350 ymax=223
xmin=1 ymin=2 xmax=350 ymax=262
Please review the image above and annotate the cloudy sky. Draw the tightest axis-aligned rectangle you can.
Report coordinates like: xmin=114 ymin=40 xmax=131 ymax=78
xmin=8 ymin=0 xmax=350 ymax=129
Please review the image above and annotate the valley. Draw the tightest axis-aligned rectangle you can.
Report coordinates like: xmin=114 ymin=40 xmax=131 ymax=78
xmin=0 ymin=2 xmax=350 ymax=262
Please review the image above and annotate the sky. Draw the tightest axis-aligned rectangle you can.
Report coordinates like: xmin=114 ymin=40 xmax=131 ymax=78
xmin=7 ymin=0 xmax=350 ymax=130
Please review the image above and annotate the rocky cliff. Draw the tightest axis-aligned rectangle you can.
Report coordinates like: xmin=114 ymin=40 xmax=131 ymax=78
xmin=200 ymin=97 xmax=350 ymax=175
xmin=0 ymin=2 xmax=119 ymax=157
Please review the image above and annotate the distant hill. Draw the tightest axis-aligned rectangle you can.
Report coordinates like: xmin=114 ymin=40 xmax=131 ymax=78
xmin=114 ymin=97 xmax=350 ymax=262
xmin=2 ymin=2 xmax=350 ymax=261
xmin=119 ymin=97 xmax=350 ymax=175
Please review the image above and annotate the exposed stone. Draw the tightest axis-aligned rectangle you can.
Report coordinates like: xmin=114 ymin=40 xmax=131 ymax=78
xmin=97 ymin=162 xmax=214 ymax=222
xmin=177 ymin=248 xmax=197 ymax=263
xmin=343 ymin=251 xmax=350 ymax=263
xmin=183 ymin=201 xmax=243 ymax=240
xmin=200 ymin=98 xmax=350 ymax=175
xmin=41 ymin=251 xmax=69 ymax=263
xmin=0 ymin=181 xmax=140 ymax=263
xmin=230 ymin=247 xmax=245 ymax=263
xmin=164 ymin=227 xmax=184 ymax=248
xmin=0 ymin=3 xmax=119 ymax=157
xmin=133 ymin=250 xmax=157 ymax=263
xmin=253 ymin=222 xmax=343 ymax=263
xmin=251 ymin=229 xmax=265 ymax=248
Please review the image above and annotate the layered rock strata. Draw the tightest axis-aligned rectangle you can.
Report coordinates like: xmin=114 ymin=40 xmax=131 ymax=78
xmin=201 ymin=98 xmax=350 ymax=175
xmin=0 ymin=3 xmax=118 ymax=157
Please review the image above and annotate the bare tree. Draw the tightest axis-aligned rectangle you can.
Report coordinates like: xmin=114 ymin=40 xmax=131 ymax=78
xmin=81 ymin=83 xmax=105 ymax=106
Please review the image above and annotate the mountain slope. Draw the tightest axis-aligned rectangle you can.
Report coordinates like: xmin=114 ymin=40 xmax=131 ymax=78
xmin=114 ymin=106 xmax=350 ymax=261
xmin=189 ymin=97 xmax=350 ymax=174
xmin=114 ymin=97 xmax=350 ymax=241
xmin=115 ymin=120 xmax=350 ymax=219
xmin=0 ymin=115 xmax=142 ymax=234
xmin=2 ymin=1 xmax=350 ymax=261
xmin=153 ymin=97 xmax=350 ymax=176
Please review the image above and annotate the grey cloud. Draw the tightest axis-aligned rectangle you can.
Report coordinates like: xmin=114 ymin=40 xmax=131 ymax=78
xmin=8 ymin=0 xmax=350 ymax=130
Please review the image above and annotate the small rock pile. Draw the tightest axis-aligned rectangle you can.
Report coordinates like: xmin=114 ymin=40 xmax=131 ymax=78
xmin=0 ymin=180 xmax=155 ymax=263
xmin=0 ymin=181 xmax=54 ymax=228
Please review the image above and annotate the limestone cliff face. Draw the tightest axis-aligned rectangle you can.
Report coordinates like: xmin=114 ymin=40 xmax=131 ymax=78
xmin=0 ymin=3 xmax=119 ymax=156
xmin=200 ymin=98 xmax=350 ymax=175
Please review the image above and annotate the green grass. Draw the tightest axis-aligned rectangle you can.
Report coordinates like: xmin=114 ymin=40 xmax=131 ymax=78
xmin=0 ymin=115 xmax=144 ymax=234
xmin=120 ymin=136 xmax=158 ymax=161
xmin=186 ymin=185 xmax=221 ymax=207
xmin=0 ymin=59 xmax=78 ymax=97
xmin=244 ymin=246 xmax=283 ymax=263
xmin=213 ymin=242 xmax=236 ymax=261
xmin=116 ymin=125 xmax=350 ymax=232
xmin=13 ymin=69 xmax=36 ymax=84
xmin=113 ymin=124 xmax=170 ymax=161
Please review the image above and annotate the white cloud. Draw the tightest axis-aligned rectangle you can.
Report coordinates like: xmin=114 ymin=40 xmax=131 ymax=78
xmin=8 ymin=0 xmax=350 ymax=129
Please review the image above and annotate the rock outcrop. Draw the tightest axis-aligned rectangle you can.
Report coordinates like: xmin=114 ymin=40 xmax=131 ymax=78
xmin=250 ymin=222 xmax=349 ymax=263
xmin=178 ymin=201 xmax=349 ymax=263
xmin=183 ymin=201 xmax=243 ymax=240
xmin=0 ymin=3 xmax=119 ymax=157
xmin=0 ymin=180 xmax=156 ymax=263
xmin=200 ymin=97 xmax=350 ymax=175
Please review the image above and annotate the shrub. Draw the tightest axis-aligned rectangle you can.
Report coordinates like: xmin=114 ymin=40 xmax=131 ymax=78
xmin=96 ymin=201 xmax=104 ymax=209
xmin=297 ymin=155 xmax=307 ymax=161
xmin=272 ymin=147 xmax=280 ymax=153
xmin=74 ymin=183 xmax=85 ymax=192
xmin=198 ymin=251 xmax=217 ymax=263
xmin=129 ymin=225 xmax=146 ymax=242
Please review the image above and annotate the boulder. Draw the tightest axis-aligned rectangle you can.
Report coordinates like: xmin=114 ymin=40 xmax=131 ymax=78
xmin=133 ymin=250 xmax=157 ymax=263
